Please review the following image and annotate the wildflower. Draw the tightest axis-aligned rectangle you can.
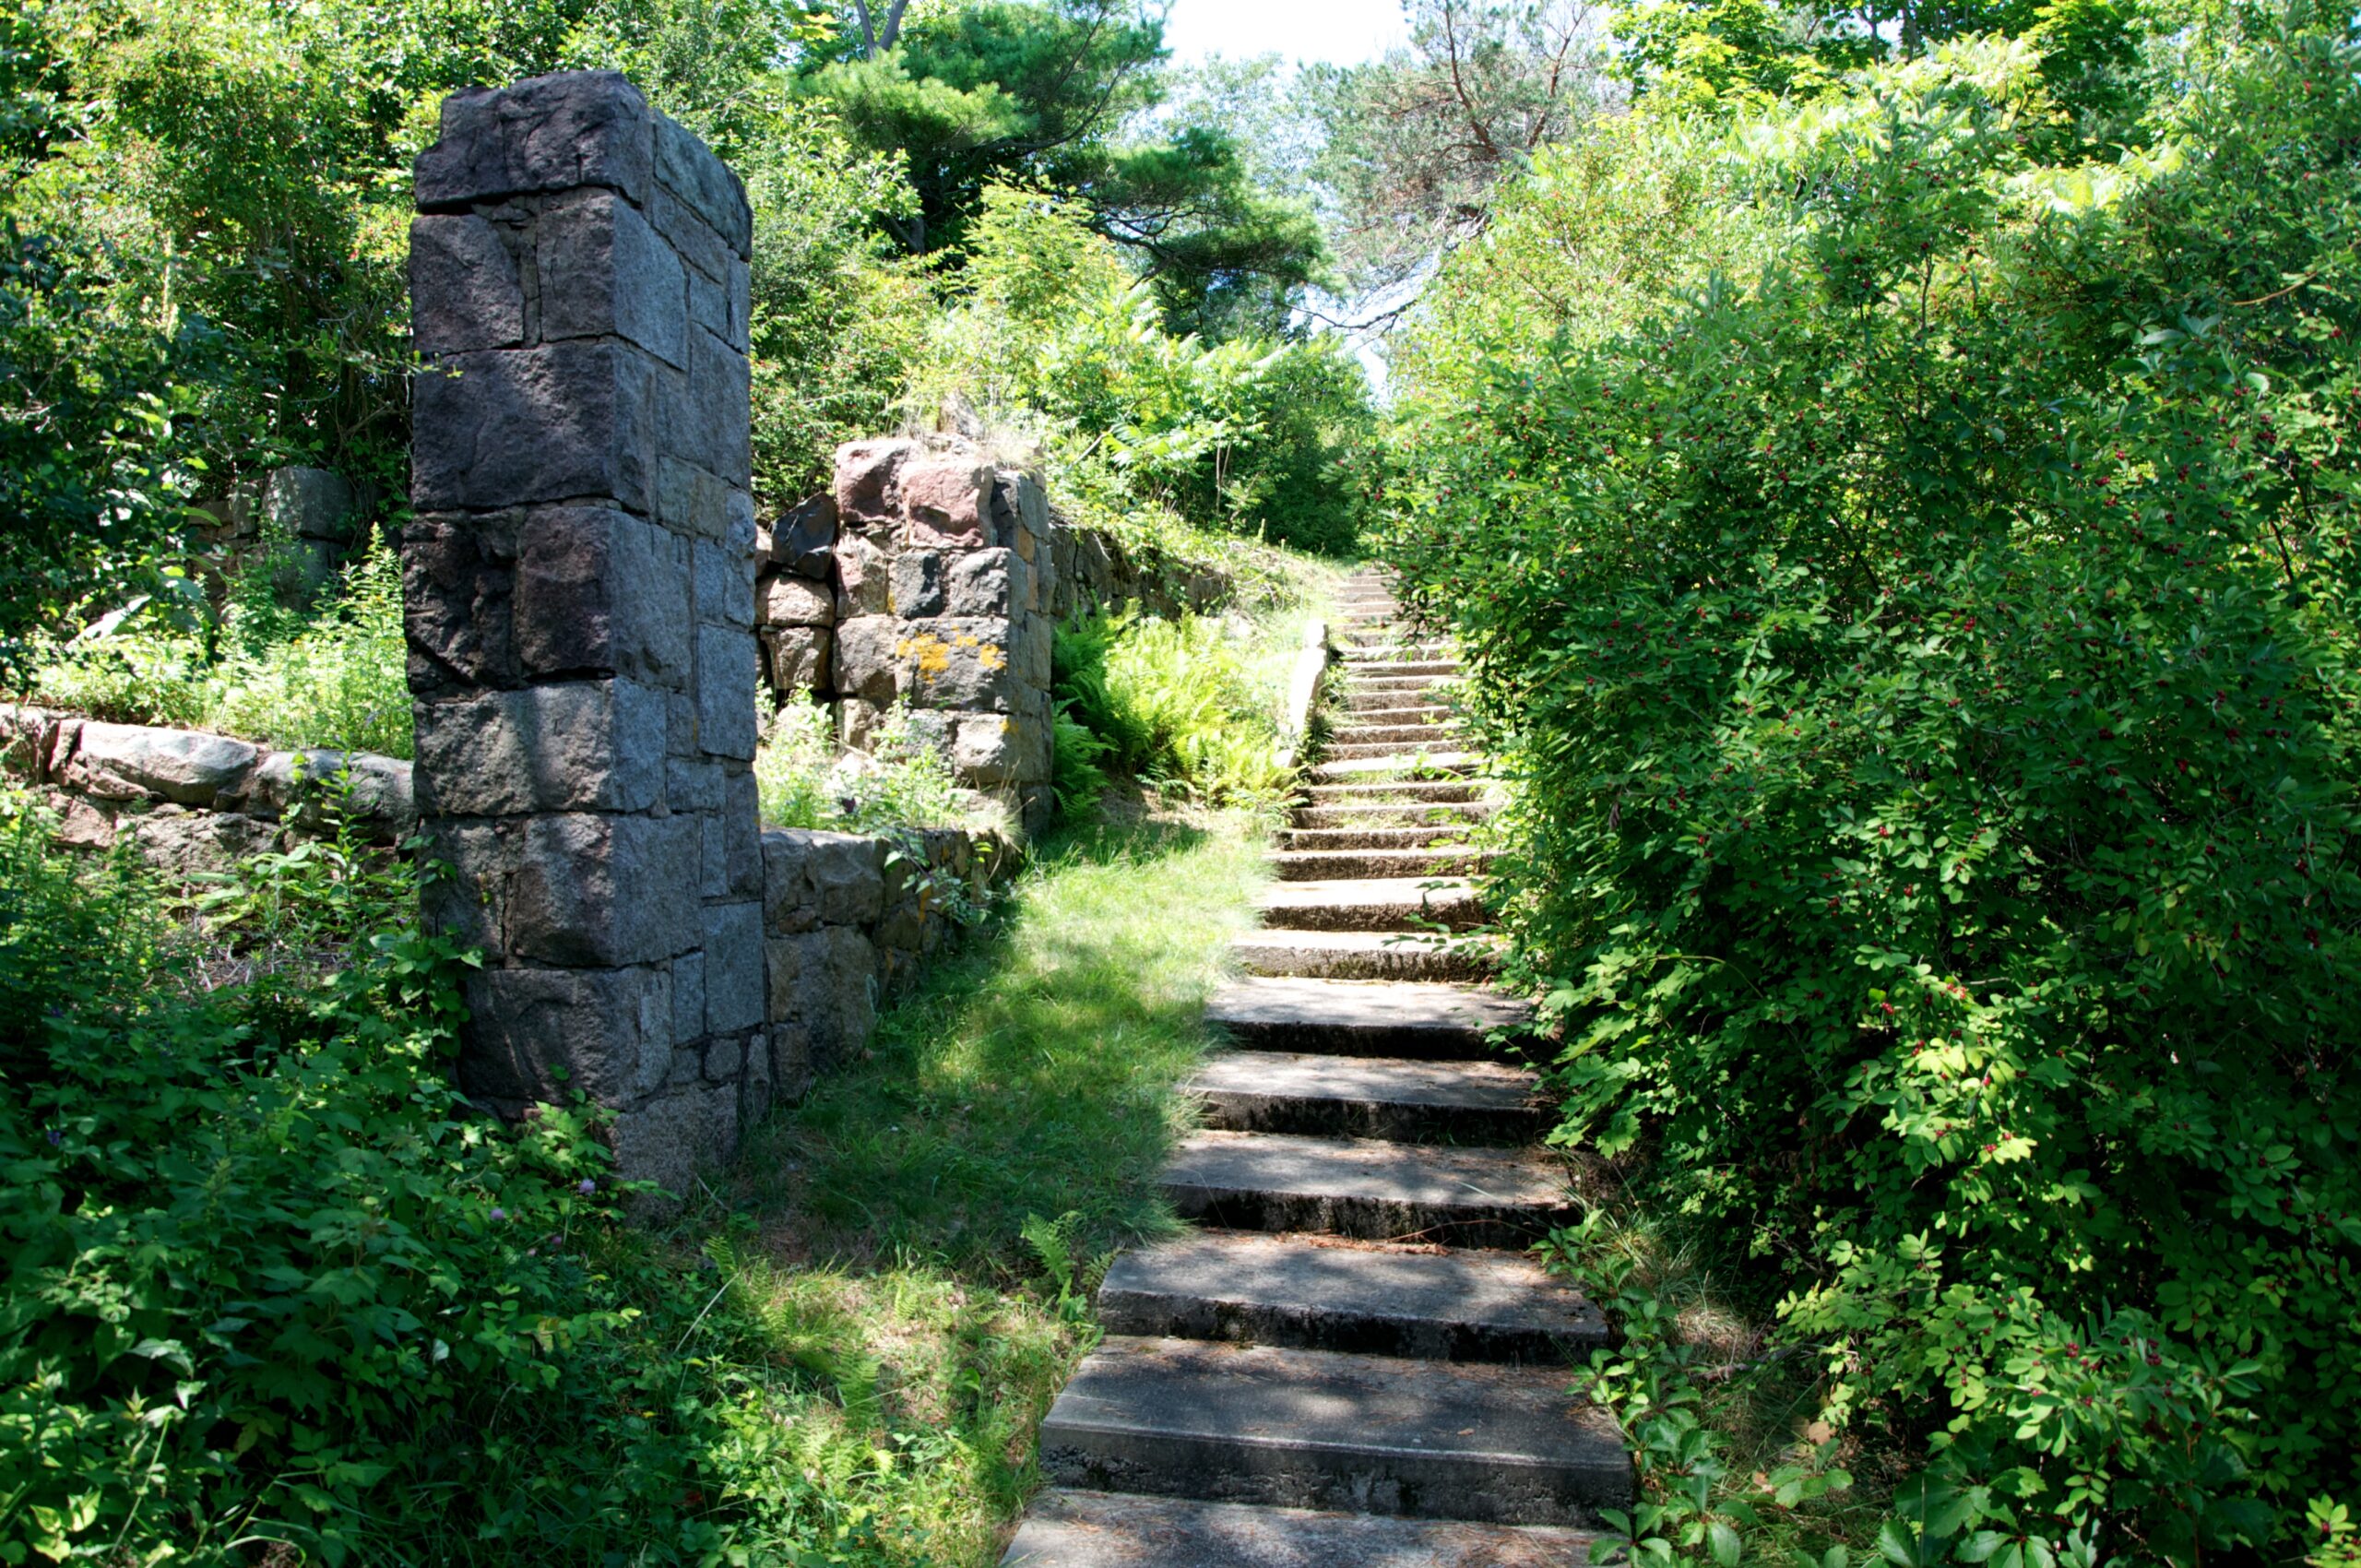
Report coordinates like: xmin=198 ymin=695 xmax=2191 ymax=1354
xmin=490 ymin=1206 xmax=507 ymax=1222
xmin=45 ymin=1128 xmax=63 ymax=1146
xmin=577 ymin=1178 xmax=598 ymax=1197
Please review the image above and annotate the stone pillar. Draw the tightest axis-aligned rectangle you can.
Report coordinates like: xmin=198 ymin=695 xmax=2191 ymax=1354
xmin=404 ymin=71 xmax=765 ymax=1194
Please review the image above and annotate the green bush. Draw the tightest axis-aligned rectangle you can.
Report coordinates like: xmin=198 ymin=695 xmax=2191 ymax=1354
xmin=0 ymin=790 xmax=934 ymax=1564
xmin=1053 ymin=611 xmax=1287 ymax=803
xmin=1382 ymin=9 xmax=2361 ymax=1560
xmin=755 ymin=699 xmax=985 ymax=833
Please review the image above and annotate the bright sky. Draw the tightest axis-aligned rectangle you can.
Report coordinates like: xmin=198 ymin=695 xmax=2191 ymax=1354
xmin=1159 ymin=0 xmax=1410 ymax=67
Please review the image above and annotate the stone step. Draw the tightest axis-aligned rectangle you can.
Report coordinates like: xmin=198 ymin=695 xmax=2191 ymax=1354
xmin=1350 ymin=684 xmax=1453 ymax=708
xmin=1273 ymin=848 xmax=1496 ymax=883
xmin=1163 ymin=1131 xmax=1569 ymax=1247
xmin=1037 ymin=1337 xmax=1629 ymax=1526
xmin=1003 ymin=1490 xmax=1601 ymax=1568
xmin=1191 ymin=1051 xmax=1543 ymax=1144
xmin=1097 ymin=1232 xmax=1608 ymax=1362
xmin=1332 ymin=724 xmax=1463 ymax=748
xmin=1235 ymin=929 xmax=1498 ymax=981
xmin=1206 ymin=977 xmax=1534 ymax=1059
xmin=1312 ymin=753 xmax=1483 ymax=782
xmin=1281 ymin=826 xmax=1477 ymax=851
xmin=1303 ymin=780 xmax=1487 ymax=806
xmin=1333 ymin=705 xmax=1453 ymax=726
xmin=1257 ymin=878 xmax=1486 ymax=932
xmin=1294 ymin=800 xmax=1492 ymax=829
xmin=1350 ymin=665 xmax=1453 ymax=684
xmin=1339 ymin=639 xmax=1449 ymax=656
xmin=1325 ymin=739 xmax=1464 ymax=761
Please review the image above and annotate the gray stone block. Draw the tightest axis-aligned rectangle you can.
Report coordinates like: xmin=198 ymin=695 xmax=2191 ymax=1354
xmin=694 ymin=534 xmax=754 ymax=628
xmin=402 ymin=514 xmax=517 ymax=694
xmin=420 ymin=818 xmax=511 ymax=956
xmin=769 ymin=1021 xmax=814 ymax=1102
xmin=830 ymin=615 xmax=901 ymax=706
xmin=945 ymin=548 xmax=1014 ymax=617
xmin=415 ymin=71 xmax=655 ymax=211
xmin=409 ymin=214 xmax=523 ymax=355
xmin=694 ymin=624 xmax=760 ymax=760
xmin=539 ymin=188 xmax=687 ymax=368
xmin=758 ymin=573 xmax=832 ymax=627
xmin=762 ymin=625 xmax=831 ymax=695
xmin=705 ymin=900 xmax=765 ymax=1033
xmin=760 ymin=826 xmax=888 ymax=932
xmin=951 ymin=713 xmax=1021 ymax=786
xmin=412 ymin=679 xmax=665 ymax=815
xmin=666 ymin=756 xmax=722 ymax=812
xmin=514 ymin=506 xmax=691 ymax=685
xmin=509 ymin=811 xmax=699 ymax=966
xmin=656 ymin=455 xmax=730 ymax=540
xmin=121 ymin=809 xmax=272 ymax=878
xmin=764 ymin=926 xmax=876 ymax=1066
xmin=459 ymin=962 xmax=671 ymax=1106
xmin=890 ymin=549 xmax=945 ymax=617
xmin=899 ymin=616 xmax=1016 ymax=711
xmin=726 ymin=768 xmax=763 ymax=895
xmin=834 ymin=534 xmax=889 ymax=619
xmin=608 ymin=1079 xmax=738 ymax=1196
xmin=647 ymin=180 xmax=732 ymax=285
xmin=412 ymin=343 xmax=658 ymax=514
xmin=655 ymin=112 xmax=753 ymax=257
xmin=67 ymin=723 xmax=259 ymax=807
xmin=244 ymin=747 xmax=416 ymax=831
xmin=676 ymin=327 xmax=752 ymax=481
xmin=1014 ymin=610 xmax=1053 ymax=689
xmin=671 ymin=951 xmax=706 ymax=1045
xmin=700 ymin=812 xmax=730 ymax=898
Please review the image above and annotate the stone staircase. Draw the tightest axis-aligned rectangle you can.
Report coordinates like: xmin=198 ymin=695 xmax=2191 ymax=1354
xmin=1003 ymin=571 xmax=1628 ymax=1566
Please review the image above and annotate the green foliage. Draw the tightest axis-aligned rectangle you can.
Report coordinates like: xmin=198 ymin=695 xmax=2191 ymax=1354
xmin=1052 ymin=611 xmax=1288 ymax=804
xmin=756 ymin=699 xmax=987 ymax=833
xmin=29 ymin=540 xmax=414 ymax=757
xmin=925 ymin=185 xmax=1376 ymax=553
xmin=1382 ymin=7 xmax=2361 ymax=1557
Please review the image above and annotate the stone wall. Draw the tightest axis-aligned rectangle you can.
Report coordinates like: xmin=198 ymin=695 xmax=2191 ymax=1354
xmin=0 ymin=706 xmax=414 ymax=871
xmin=402 ymin=70 xmax=772 ymax=1192
xmin=753 ymin=437 xmax=1233 ymax=827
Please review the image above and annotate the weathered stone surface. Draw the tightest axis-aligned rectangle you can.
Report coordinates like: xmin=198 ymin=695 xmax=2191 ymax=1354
xmin=769 ymin=1021 xmax=814 ymax=1102
xmin=897 ymin=617 xmax=1014 ymax=710
xmin=409 ymin=214 xmax=523 ymax=355
xmin=831 ymin=615 xmax=902 ymax=706
xmin=416 ymin=71 xmax=654 ymax=211
xmin=609 ymin=1079 xmax=739 ymax=1196
xmin=671 ymin=951 xmax=706 ymax=1045
xmin=231 ymin=467 xmax=360 ymax=545
xmin=889 ymin=549 xmax=946 ymax=618
xmin=459 ymin=962 xmax=671 ymax=1105
xmin=0 ymin=706 xmax=57 ymax=780
xmin=764 ymin=925 xmax=877 ymax=1066
xmin=758 ymin=573 xmax=833 ymax=627
xmin=540 ymin=187 xmax=687 ymax=367
xmin=952 ymin=713 xmax=1021 ymax=786
xmin=655 ymin=112 xmax=753 ymax=257
xmin=762 ymin=625 xmax=831 ymax=694
xmin=945 ymin=548 xmax=1014 ymax=617
xmin=1014 ymin=611 xmax=1053 ymax=689
xmin=833 ymin=534 xmax=890 ymax=619
xmin=694 ymin=534 xmax=756 ymax=632
xmin=834 ymin=438 xmax=915 ymax=529
xmin=412 ymin=680 xmax=664 ymax=816
xmin=773 ymin=492 xmax=837 ymax=577
xmin=679 ymin=327 xmax=753 ymax=481
xmin=413 ymin=343 xmax=658 ymax=515
xmin=694 ymin=624 xmax=760 ymax=759
xmin=67 ymin=723 xmax=259 ymax=807
xmin=705 ymin=900 xmax=765 ymax=1033
xmin=120 ymin=808 xmax=271 ymax=876
xmin=901 ymin=458 xmax=991 ymax=548
xmin=402 ymin=515 xmax=517 ymax=693
xmin=761 ymin=827 xmax=888 ymax=932
xmin=515 ymin=506 xmax=691 ymax=684
xmin=509 ymin=811 xmax=698 ymax=966
xmin=656 ymin=455 xmax=730 ymax=539
xmin=836 ymin=696 xmax=886 ymax=750
xmin=245 ymin=748 xmax=415 ymax=828
xmin=725 ymin=767 xmax=763 ymax=895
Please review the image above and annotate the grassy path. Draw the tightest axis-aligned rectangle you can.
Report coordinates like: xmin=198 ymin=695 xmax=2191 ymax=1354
xmin=701 ymin=806 xmax=1271 ymax=1564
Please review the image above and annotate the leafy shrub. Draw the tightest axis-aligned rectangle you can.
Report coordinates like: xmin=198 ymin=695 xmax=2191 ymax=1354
xmin=27 ymin=540 xmax=413 ymax=757
xmin=756 ymin=699 xmax=986 ymax=833
xmin=1053 ymin=611 xmax=1287 ymax=803
xmin=1382 ymin=10 xmax=2361 ymax=1560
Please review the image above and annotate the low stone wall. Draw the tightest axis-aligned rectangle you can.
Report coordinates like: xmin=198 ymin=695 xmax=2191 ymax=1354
xmin=0 ymin=695 xmax=1014 ymax=1194
xmin=0 ymin=706 xmax=415 ymax=871
xmin=754 ymin=435 xmax=1233 ymax=827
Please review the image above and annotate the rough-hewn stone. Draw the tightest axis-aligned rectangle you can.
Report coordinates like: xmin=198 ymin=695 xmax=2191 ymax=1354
xmin=409 ymin=214 xmax=523 ymax=355
xmin=763 ymin=625 xmax=831 ymax=693
xmin=415 ymin=71 xmax=656 ymax=211
xmin=901 ymin=458 xmax=991 ymax=549
xmin=758 ymin=573 xmax=833 ymax=627
xmin=773 ymin=492 xmax=838 ymax=577
xmin=539 ymin=188 xmax=687 ymax=367
xmin=66 ymin=723 xmax=259 ymax=807
xmin=835 ymin=438 xmax=916 ymax=529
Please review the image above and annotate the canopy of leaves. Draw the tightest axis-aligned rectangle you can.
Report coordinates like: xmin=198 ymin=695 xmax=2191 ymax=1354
xmin=1382 ymin=5 xmax=2361 ymax=1557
